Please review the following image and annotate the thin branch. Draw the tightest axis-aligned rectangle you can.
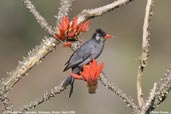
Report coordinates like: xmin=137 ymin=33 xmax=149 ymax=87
xmin=22 ymin=0 xmax=53 ymax=35
xmin=100 ymin=72 xmax=140 ymax=114
xmin=140 ymin=83 xmax=157 ymax=114
xmin=139 ymin=69 xmax=171 ymax=113
xmin=0 ymin=80 xmax=13 ymax=113
xmin=1 ymin=94 xmax=14 ymax=113
xmin=2 ymin=97 xmax=13 ymax=112
xmin=153 ymin=69 xmax=171 ymax=109
xmin=77 ymin=0 xmax=135 ymax=23
xmin=137 ymin=70 xmax=144 ymax=108
xmin=19 ymin=79 xmax=69 ymax=112
xmin=137 ymin=0 xmax=154 ymax=107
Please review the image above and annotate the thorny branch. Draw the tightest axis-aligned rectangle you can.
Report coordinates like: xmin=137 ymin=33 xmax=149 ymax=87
xmin=77 ymin=0 xmax=135 ymax=23
xmin=153 ymin=69 xmax=171 ymax=109
xmin=100 ymin=72 xmax=140 ymax=114
xmin=23 ymin=0 xmax=54 ymax=35
xmin=140 ymin=83 xmax=157 ymax=114
xmin=0 ymin=78 xmax=13 ymax=113
xmin=140 ymin=69 xmax=171 ymax=114
xmin=1 ymin=93 xmax=14 ymax=112
xmin=136 ymin=0 xmax=154 ymax=108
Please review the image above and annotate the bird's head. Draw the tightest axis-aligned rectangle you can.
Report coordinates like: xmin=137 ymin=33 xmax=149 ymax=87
xmin=92 ymin=28 xmax=112 ymax=42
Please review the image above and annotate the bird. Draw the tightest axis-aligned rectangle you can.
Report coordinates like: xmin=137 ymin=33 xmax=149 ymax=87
xmin=63 ymin=28 xmax=112 ymax=97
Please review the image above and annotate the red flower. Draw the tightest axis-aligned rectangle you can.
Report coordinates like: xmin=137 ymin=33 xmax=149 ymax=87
xmin=54 ymin=16 xmax=69 ymax=40
xmin=70 ymin=59 xmax=104 ymax=94
xmin=54 ymin=16 xmax=90 ymax=47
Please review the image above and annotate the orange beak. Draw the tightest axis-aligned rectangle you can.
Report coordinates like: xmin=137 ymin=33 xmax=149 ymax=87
xmin=104 ymin=34 xmax=112 ymax=39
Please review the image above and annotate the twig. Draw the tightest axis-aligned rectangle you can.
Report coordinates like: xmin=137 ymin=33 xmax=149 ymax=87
xmin=22 ymin=0 xmax=53 ymax=35
xmin=137 ymin=69 xmax=144 ymax=108
xmin=137 ymin=0 xmax=154 ymax=107
xmin=77 ymin=0 xmax=135 ymax=23
xmin=19 ymin=79 xmax=69 ymax=112
xmin=2 ymin=97 xmax=13 ymax=112
xmin=100 ymin=72 xmax=140 ymax=114
xmin=140 ymin=83 xmax=157 ymax=114
xmin=0 ymin=80 xmax=13 ymax=113
xmin=153 ymin=69 xmax=171 ymax=108
xmin=139 ymin=69 xmax=171 ymax=114
xmin=1 ymin=94 xmax=14 ymax=113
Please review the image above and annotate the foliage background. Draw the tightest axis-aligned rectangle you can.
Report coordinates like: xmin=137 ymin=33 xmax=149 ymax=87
xmin=0 ymin=0 xmax=171 ymax=113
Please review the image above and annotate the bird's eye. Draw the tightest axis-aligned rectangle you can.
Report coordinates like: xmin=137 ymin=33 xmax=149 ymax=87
xmin=98 ymin=34 xmax=102 ymax=37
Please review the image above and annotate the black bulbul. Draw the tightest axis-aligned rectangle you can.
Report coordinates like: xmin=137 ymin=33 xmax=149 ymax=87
xmin=63 ymin=28 xmax=112 ymax=97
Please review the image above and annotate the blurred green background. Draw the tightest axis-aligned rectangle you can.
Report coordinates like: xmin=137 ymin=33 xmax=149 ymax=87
xmin=0 ymin=0 xmax=171 ymax=113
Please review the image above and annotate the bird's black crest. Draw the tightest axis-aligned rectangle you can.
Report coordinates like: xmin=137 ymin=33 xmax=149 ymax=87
xmin=96 ymin=28 xmax=106 ymax=37
xmin=92 ymin=28 xmax=107 ymax=39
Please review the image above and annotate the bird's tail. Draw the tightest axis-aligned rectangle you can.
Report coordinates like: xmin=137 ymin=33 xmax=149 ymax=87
xmin=69 ymin=77 xmax=75 ymax=98
xmin=64 ymin=76 xmax=75 ymax=98
xmin=64 ymin=67 xmax=82 ymax=98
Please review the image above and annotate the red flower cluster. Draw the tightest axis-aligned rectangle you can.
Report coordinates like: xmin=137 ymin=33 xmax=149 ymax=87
xmin=54 ymin=16 xmax=90 ymax=47
xmin=71 ymin=59 xmax=104 ymax=94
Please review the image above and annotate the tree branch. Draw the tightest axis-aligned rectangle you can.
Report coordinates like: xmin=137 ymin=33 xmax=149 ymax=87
xmin=22 ymin=0 xmax=54 ymax=35
xmin=0 ymin=80 xmax=13 ymax=113
xmin=137 ymin=0 xmax=154 ymax=107
xmin=100 ymin=72 xmax=140 ymax=114
xmin=77 ymin=0 xmax=135 ymax=23
xmin=140 ymin=69 xmax=171 ymax=114
xmin=1 ymin=94 xmax=14 ymax=113
xmin=140 ymin=83 xmax=157 ymax=114
xmin=153 ymin=69 xmax=171 ymax=109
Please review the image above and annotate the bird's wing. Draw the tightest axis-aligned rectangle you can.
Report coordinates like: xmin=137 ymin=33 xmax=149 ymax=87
xmin=64 ymin=41 xmax=91 ymax=65
xmin=63 ymin=53 xmax=91 ymax=72
xmin=63 ymin=42 xmax=93 ymax=72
